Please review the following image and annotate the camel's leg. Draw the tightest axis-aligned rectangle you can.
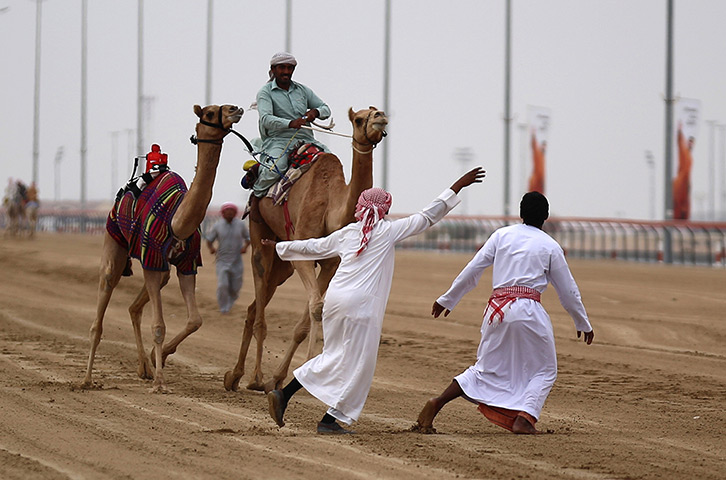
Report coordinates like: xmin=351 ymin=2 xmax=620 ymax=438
xmin=248 ymin=257 xmax=294 ymax=391
xmin=224 ymin=231 xmax=273 ymax=392
xmin=129 ymin=271 xmax=171 ymax=379
xmin=142 ymin=269 xmax=169 ymax=393
xmin=223 ymin=300 xmax=259 ymax=391
xmin=306 ymin=258 xmax=339 ymax=359
xmin=223 ymin=240 xmax=293 ymax=392
xmin=28 ymin=208 xmax=38 ymax=238
xmin=262 ymin=259 xmax=322 ymax=393
xmin=82 ymin=233 xmax=128 ymax=388
xmin=158 ymin=271 xmax=202 ymax=362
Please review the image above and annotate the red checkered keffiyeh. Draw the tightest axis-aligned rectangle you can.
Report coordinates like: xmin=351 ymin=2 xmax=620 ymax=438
xmin=483 ymin=286 xmax=541 ymax=324
xmin=354 ymin=187 xmax=392 ymax=256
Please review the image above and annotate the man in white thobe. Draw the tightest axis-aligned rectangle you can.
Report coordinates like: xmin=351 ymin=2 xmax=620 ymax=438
xmin=265 ymin=167 xmax=486 ymax=434
xmin=414 ymin=191 xmax=594 ymax=434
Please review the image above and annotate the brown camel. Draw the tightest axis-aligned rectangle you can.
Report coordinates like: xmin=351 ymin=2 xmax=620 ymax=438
xmin=82 ymin=104 xmax=243 ymax=392
xmin=224 ymin=106 xmax=388 ymax=393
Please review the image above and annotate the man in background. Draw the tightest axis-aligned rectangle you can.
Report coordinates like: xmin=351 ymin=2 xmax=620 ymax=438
xmin=206 ymin=203 xmax=250 ymax=314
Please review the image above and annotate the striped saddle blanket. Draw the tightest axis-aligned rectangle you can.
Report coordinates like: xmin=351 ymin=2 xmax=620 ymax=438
xmin=106 ymin=170 xmax=202 ymax=274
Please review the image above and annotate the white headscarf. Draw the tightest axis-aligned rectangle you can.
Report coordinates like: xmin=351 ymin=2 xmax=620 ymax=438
xmin=270 ymin=52 xmax=297 ymax=67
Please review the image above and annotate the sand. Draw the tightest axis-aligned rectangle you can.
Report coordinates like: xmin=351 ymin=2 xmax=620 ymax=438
xmin=1 ymin=232 xmax=724 ymax=479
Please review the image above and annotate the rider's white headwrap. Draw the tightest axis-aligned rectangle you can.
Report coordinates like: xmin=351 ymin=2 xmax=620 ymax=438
xmin=270 ymin=52 xmax=297 ymax=67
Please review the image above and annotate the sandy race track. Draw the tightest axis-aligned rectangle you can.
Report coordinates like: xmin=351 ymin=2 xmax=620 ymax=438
xmin=0 ymin=232 xmax=724 ymax=479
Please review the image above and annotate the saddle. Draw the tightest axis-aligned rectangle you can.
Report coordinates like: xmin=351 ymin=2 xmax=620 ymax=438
xmin=116 ymin=164 xmax=170 ymax=201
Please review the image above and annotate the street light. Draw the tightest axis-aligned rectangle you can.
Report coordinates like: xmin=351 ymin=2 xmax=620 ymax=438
xmin=719 ymin=124 xmax=726 ymax=220
xmin=706 ymin=120 xmax=718 ymax=220
xmin=645 ymin=150 xmax=655 ymax=220
xmin=53 ymin=146 xmax=64 ymax=202
xmin=32 ymin=0 xmax=44 ymax=187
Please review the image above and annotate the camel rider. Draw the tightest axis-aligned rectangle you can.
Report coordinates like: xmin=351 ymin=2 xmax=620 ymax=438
xmin=249 ymin=52 xmax=331 ymax=217
xmin=25 ymin=182 xmax=39 ymax=210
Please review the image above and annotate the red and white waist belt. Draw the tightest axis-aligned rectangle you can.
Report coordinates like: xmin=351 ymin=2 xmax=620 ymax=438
xmin=483 ymin=286 xmax=541 ymax=324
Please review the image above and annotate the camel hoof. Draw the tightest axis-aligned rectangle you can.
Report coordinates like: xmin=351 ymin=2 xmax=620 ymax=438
xmin=79 ymin=379 xmax=101 ymax=390
xmin=224 ymin=371 xmax=241 ymax=391
xmin=137 ymin=360 xmax=154 ymax=380
xmin=246 ymin=380 xmax=266 ymax=392
xmin=149 ymin=384 xmax=171 ymax=394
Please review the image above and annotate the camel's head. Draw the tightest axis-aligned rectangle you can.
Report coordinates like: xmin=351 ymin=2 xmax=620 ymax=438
xmin=348 ymin=106 xmax=388 ymax=149
xmin=194 ymin=104 xmax=244 ymax=131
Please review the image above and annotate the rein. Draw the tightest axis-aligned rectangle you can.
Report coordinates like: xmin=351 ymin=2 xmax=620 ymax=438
xmin=189 ymin=108 xmax=255 ymax=155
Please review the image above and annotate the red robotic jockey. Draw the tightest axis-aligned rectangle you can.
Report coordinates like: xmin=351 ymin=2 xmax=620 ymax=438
xmin=145 ymin=144 xmax=169 ymax=173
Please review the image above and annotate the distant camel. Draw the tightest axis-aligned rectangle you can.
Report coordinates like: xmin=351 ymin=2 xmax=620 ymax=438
xmin=82 ymin=104 xmax=243 ymax=392
xmin=3 ymin=180 xmax=26 ymax=237
xmin=224 ymin=106 xmax=388 ymax=393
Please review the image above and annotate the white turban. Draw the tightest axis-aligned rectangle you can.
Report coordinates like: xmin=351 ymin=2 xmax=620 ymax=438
xmin=270 ymin=52 xmax=297 ymax=67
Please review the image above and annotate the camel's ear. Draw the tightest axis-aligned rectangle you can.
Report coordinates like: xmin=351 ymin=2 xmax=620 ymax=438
xmin=194 ymin=105 xmax=203 ymax=118
xmin=348 ymin=107 xmax=355 ymax=122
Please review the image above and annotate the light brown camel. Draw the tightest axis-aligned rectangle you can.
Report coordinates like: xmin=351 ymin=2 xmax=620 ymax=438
xmin=82 ymin=104 xmax=243 ymax=393
xmin=224 ymin=106 xmax=388 ymax=393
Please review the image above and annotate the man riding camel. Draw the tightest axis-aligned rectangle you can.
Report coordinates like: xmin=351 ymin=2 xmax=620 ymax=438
xmin=248 ymin=52 xmax=331 ymax=219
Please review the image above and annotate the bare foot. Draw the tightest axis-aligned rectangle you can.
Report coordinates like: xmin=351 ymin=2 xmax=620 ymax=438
xmin=412 ymin=398 xmax=439 ymax=434
xmin=410 ymin=422 xmax=437 ymax=434
xmin=512 ymin=415 xmax=538 ymax=434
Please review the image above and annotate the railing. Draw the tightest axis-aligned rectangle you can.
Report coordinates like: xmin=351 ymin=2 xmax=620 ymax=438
xmin=3 ymin=210 xmax=725 ymax=267
xmin=394 ymin=215 xmax=726 ymax=268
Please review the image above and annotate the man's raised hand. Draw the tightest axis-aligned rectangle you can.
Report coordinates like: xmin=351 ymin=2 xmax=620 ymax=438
xmin=450 ymin=166 xmax=486 ymax=194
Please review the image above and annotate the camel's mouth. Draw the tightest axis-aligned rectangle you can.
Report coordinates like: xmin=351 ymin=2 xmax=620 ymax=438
xmin=227 ymin=110 xmax=244 ymax=123
xmin=370 ymin=119 xmax=388 ymax=133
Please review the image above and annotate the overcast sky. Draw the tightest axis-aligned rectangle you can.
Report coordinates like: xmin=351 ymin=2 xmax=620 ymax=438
xmin=2 ymin=0 xmax=726 ymax=220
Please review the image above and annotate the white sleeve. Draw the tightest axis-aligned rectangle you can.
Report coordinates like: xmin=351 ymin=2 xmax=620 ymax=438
xmin=275 ymin=229 xmax=344 ymax=261
xmin=436 ymin=237 xmax=495 ymax=311
xmin=390 ymin=188 xmax=461 ymax=243
xmin=547 ymin=248 xmax=592 ymax=332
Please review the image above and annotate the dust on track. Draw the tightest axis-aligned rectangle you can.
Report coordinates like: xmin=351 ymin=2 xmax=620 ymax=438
xmin=1 ymin=233 xmax=724 ymax=479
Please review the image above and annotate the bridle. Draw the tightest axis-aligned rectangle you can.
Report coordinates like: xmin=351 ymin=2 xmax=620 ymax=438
xmin=352 ymin=110 xmax=387 ymax=155
xmin=190 ymin=107 xmax=255 ymax=153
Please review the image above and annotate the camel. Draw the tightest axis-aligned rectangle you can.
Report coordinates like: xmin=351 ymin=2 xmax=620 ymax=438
xmin=224 ymin=106 xmax=388 ymax=393
xmin=82 ymin=104 xmax=243 ymax=392
xmin=3 ymin=180 xmax=26 ymax=237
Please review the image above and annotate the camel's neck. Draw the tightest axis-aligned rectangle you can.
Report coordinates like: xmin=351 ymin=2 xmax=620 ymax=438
xmin=344 ymin=145 xmax=374 ymax=222
xmin=171 ymin=141 xmax=222 ymax=239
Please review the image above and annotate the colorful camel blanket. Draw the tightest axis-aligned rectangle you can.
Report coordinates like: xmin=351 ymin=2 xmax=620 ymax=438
xmin=106 ymin=170 xmax=202 ymax=274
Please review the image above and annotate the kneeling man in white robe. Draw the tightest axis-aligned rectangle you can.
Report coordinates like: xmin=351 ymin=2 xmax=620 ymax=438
xmin=414 ymin=191 xmax=594 ymax=435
